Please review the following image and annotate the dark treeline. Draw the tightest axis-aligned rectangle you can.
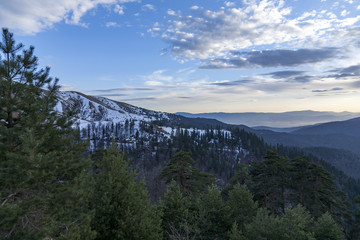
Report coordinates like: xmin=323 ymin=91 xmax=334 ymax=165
xmin=1 ymin=28 xmax=360 ymax=239
xmin=83 ymin=116 xmax=360 ymax=208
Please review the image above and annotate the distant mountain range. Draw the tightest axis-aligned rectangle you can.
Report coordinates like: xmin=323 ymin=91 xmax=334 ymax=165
xmin=254 ymin=117 xmax=360 ymax=178
xmin=256 ymin=117 xmax=360 ymax=154
xmin=293 ymin=117 xmax=360 ymax=138
xmin=176 ymin=111 xmax=360 ymax=128
xmin=57 ymin=91 xmax=360 ymax=179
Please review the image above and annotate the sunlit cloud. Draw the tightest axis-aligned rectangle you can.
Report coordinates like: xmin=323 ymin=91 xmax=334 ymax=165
xmin=0 ymin=0 xmax=140 ymax=35
xmin=152 ymin=0 xmax=360 ymax=63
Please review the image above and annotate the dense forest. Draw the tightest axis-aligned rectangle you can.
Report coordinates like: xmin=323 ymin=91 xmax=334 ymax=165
xmin=1 ymin=28 xmax=360 ymax=239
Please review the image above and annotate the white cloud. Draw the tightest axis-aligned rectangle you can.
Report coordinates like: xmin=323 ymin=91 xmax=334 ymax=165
xmin=157 ymin=0 xmax=360 ymax=60
xmin=167 ymin=9 xmax=176 ymax=16
xmin=143 ymin=70 xmax=174 ymax=83
xmin=190 ymin=6 xmax=199 ymax=10
xmin=114 ymin=4 xmax=124 ymax=15
xmin=0 ymin=0 xmax=139 ymax=35
xmin=341 ymin=10 xmax=349 ymax=17
xmin=142 ymin=4 xmax=156 ymax=11
xmin=106 ymin=21 xmax=121 ymax=27
xmin=224 ymin=1 xmax=235 ymax=7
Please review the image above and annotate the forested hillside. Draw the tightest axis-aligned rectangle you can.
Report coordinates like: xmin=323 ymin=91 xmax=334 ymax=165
xmin=1 ymin=28 xmax=360 ymax=239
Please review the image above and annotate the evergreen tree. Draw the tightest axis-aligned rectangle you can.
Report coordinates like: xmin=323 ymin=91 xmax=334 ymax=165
xmin=229 ymin=222 xmax=245 ymax=240
xmin=242 ymin=208 xmax=282 ymax=240
xmin=227 ymin=184 xmax=257 ymax=231
xmin=197 ymin=186 xmax=231 ymax=240
xmin=89 ymin=145 xmax=162 ymax=240
xmin=289 ymin=157 xmax=346 ymax=220
xmin=250 ymin=150 xmax=289 ymax=214
xmin=229 ymin=163 xmax=251 ymax=186
xmin=313 ymin=212 xmax=345 ymax=240
xmin=279 ymin=205 xmax=314 ymax=240
xmin=161 ymin=180 xmax=189 ymax=239
xmin=250 ymin=150 xmax=346 ymax=222
xmin=0 ymin=28 xmax=94 ymax=239
xmin=288 ymin=156 xmax=315 ymax=207
xmin=159 ymin=151 xmax=214 ymax=196
xmin=351 ymin=195 xmax=360 ymax=239
xmin=242 ymin=206 xmax=315 ymax=240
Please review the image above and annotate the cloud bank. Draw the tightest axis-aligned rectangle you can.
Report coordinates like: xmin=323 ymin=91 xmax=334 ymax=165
xmin=201 ymin=48 xmax=339 ymax=69
xmin=153 ymin=0 xmax=360 ymax=64
xmin=0 ymin=0 xmax=139 ymax=35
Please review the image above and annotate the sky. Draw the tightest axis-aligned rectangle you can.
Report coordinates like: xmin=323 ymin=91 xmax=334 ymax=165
xmin=1 ymin=0 xmax=360 ymax=113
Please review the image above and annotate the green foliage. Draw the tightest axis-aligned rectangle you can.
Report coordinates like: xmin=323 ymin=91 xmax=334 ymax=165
xmin=351 ymin=195 xmax=360 ymax=239
xmin=232 ymin=205 xmax=346 ymax=240
xmin=227 ymin=184 xmax=257 ymax=231
xmin=229 ymin=163 xmax=251 ymax=186
xmin=229 ymin=222 xmax=245 ymax=240
xmin=0 ymin=28 xmax=94 ymax=239
xmin=279 ymin=205 xmax=315 ymax=240
xmin=161 ymin=180 xmax=189 ymax=239
xmin=157 ymin=151 xmax=347 ymax=239
xmin=241 ymin=205 xmax=344 ymax=240
xmin=197 ymin=186 xmax=231 ymax=239
xmin=159 ymin=151 xmax=214 ymax=196
xmin=250 ymin=150 xmax=346 ymax=221
xmin=89 ymin=145 xmax=162 ymax=240
xmin=250 ymin=150 xmax=289 ymax=214
xmin=313 ymin=212 xmax=345 ymax=240
xmin=289 ymin=156 xmax=347 ymax=220
xmin=242 ymin=208 xmax=282 ymax=240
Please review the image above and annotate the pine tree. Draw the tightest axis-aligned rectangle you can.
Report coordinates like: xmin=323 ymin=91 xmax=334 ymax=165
xmin=229 ymin=163 xmax=251 ymax=186
xmin=250 ymin=150 xmax=346 ymax=222
xmin=89 ymin=145 xmax=162 ymax=240
xmin=351 ymin=195 xmax=360 ymax=239
xmin=161 ymin=180 xmax=187 ymax=239
xmin=250 ymin=150 xmax=289 ymax=214
xmin=227 ymin=184 xmax=257 ymax=231
xmin=242 ymin=206 xmax=315 ymax=240
xmin=242 ymin=208 xmax=282 ymax=240
xmin=313 ymin=212 xmax=345 ymax=240
xmin=159 ymin=151 xmax=214 ymax=196
xmin=229 ymin=222 xmax=245 ymax=240
xmin=161 ymin=180 xmax=198 ymax=240
xmin=197 ymin=186 xmax=231 ymax=239
xmin=0 ymin=28 xmax=94 ymax=239
xmin=279 ymin=205 xmax=314 ymax=240
xmin=289 ymin=157 xmax=346 ymax=220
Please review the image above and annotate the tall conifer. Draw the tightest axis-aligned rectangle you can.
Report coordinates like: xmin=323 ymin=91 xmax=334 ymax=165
xmin=89 ymin=146 xmax=162 ymax=240
xmin=0 ymin=28 xmax=94 ymax=239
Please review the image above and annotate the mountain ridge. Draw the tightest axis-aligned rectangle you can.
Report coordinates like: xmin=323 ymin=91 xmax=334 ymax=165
xmin=176 ymin=111 xmax=360 ymax=128
xmin=56 ymin=90 xmax=360 ymax=179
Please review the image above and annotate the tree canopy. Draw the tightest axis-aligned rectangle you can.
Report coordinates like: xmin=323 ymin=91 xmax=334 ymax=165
xmin=0 ymin=28 xmax=93 ymax=239
xmin=159 ymin=151 xmax=215 ymax=196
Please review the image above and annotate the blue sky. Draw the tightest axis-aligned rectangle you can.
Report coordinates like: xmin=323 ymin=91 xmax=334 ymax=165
xmin=1 ymin=0 xmax=360 ymax=113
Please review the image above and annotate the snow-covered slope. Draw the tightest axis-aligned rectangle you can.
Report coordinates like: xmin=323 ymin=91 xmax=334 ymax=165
xmin=53 ymin=91 xmax=255 ymax=174
xmin=57 ymin=91 xmax=169 ymax=126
